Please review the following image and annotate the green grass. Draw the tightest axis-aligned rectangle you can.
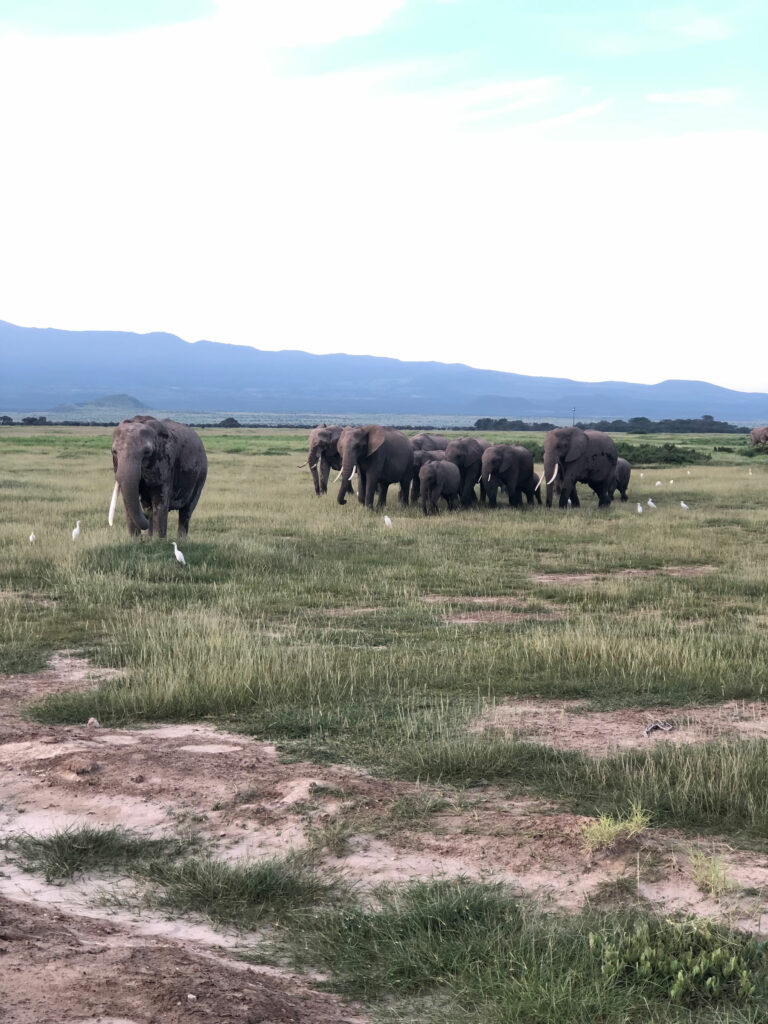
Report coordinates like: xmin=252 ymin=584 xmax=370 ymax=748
xmin=6 ymin=825 xmax=195 ymax=882
xmin=276 ymin=879 xmax=768 ymax=1022
xmin=582 ymin=802 xmax=652 ymax=851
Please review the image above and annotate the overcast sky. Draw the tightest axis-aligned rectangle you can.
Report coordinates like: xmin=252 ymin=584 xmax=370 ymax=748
xmin=1 ymin=0 xmax=766 ymax=390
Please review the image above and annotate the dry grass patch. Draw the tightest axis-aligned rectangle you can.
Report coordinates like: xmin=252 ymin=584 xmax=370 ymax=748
xmin=473 ymin=699 xmax=768 ymax=757
xmin=443 ymin=610 xmax=564 ymax=626
xmin=531 ymin=564 xmax=716 ymax=585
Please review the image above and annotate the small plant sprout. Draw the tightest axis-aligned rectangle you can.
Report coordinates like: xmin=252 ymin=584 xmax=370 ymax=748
xmin=29 ymin=531 xmax=36 ymax=543
xmin=172 ymin=541 xmax=186 ymax=566
xmin=680 ymin=501 xmax=689 ymax=510
xmin=689 ymin=848 xmax=734 ymax=899
xmin=647 ymin=498 xmax=656 ymax=509
xmin=71 ymin=520 xmax=80 ymax=540
xmin=582 ymin=802 xmax=651 ymax=852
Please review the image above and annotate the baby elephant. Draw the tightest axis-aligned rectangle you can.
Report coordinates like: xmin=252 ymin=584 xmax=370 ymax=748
xmin=419 ymin=460 xmax=461 ymax=515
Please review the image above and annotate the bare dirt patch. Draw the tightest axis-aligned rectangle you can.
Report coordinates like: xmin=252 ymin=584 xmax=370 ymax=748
xmin=531 ymin=565 xmax=716 ymax=585
xmin=422 ymin=594 xmax=531 ymax=606
xmin=443 ymin=610 xmax=564 ymax=625
xmin=472 ymin=698 xmax=768 ymax=756
xmin=0 ymin=896 xmax=364 ymax=1024
xmin=325 ymin=607 xmax=378 ymax=617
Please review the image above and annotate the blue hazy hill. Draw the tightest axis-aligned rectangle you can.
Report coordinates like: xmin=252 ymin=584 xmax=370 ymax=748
xmin=2 ymin=320 xmax=766 ymax=421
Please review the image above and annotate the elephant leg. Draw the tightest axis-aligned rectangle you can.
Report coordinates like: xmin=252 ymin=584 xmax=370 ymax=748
xmin=377 ymin=482 xmax=390 ymax=508
xmin=487 ymin=483 xmax=498 ymax=509
xmin=620 ymin=489 xmax=628 ymax=502
xmin=142 ymin=499 xmax=154 ymax=536
xmin=154 ymin=504 xmax=169 ymax=539
xmin=357 ymin=469 xmax=367 ymax=504
xmin=411 ymin=476 xmax=420 ymax=503
xmin=479 ymin=478 xmax=487 ymax=504
xmin=398 ymin=481 xmax=409 ymax=506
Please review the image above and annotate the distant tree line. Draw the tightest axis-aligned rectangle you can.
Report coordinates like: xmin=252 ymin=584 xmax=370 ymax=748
xmin=575 ymin=414 xmax=749 ymax=434
xmin=474 ymin=418 xmax=557 ymax=431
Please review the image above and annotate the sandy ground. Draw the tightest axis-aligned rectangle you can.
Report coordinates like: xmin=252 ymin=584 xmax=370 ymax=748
xmin=2 ymin=654 xmax=768 ymax=1021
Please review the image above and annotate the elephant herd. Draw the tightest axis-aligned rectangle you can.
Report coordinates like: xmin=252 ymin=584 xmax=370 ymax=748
xmin=307 ymin=424 xmax=630 ymax=515
xmin=105 ymin=415 xmax=631 ymax=541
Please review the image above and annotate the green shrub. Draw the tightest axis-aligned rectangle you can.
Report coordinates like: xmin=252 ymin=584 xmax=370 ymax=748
xmin=616 ymin=442 xmax=711 ymax=465
xmin=591 ymin=918 xmax=767 ymax=1005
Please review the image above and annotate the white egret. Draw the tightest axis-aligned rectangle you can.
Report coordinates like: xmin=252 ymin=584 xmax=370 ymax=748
xmin=636 ymin=503 xmax=643 ymax=514
xmin=680 ymin=501 xmax=689 ymax=510
xmin=687 ymin=470 xmax=691 ymax=475
xmin=384 ymin=516 xmax=392 ymax=528
xmin=655 ymin=481 xmax=662 ymax=487
xmin=669 ymin=480 xmax=674 ymax=485
xmin=640 ymin=472 xmax=644 ymax=478
xmin=72 ymin=521 xmax=81 ymax=541
xmin=172 ymin=541 xmax=186 ymax=566
xmin=749 ymin=468 xmax=753 ymax=476
xmin=29 ymin=531 xmax=36 ymax=543
xmin=647 ymin=498 xmax=656 ymax=509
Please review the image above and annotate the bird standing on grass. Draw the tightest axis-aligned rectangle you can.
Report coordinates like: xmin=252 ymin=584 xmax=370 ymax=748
xmin=29 ymin=531 xmax=36 ymax=543
xmin=72 ymin=521 xmax=80 ymax=541
xmin=172 ymin=541 xmax=186 ymax=566
xmin=384 ymin=516 xmax=392 ymax=527
xmin=655 ymin=481 xmax=662 ymax=487
xmin=636 ymin=503 xmax=643 ymax=514
xmin=647 ymin=498 xmax=656 ymax=509
xmin=680 ymin=501 xmax=689 ymax=510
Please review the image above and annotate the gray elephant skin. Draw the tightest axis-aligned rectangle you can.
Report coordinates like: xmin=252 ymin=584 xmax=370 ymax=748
xmin=445 ymin=437 xmax=490 ymax=507
xmin=111 ymin=416 xmax=207 ymax=538
xmin=419 ymin=460 xmax=461 ymax=515
xmin=481 ymin=444 xmax=539 ymax=508
xmin=410 ymin=449 xmax=447 ymax=502
xmin=410 ymin=432 xmax=451 ymax=452
xmin=306 ymin=425 xmax=348 ymax=496
xmin=612 ymin=457 xmax=631 ymax=502
xmin=750 ymin=426 xmax=768 ymax=446
xmin=542 ymin=427 xmax=617 ymax=508
xmin=336 ymin=425 xmax=414 ymax=509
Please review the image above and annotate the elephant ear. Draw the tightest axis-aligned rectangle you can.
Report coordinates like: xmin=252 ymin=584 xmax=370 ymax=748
xmin=565 ymin=431 xmax=589 ymax=463
xmin=367 ymin=427 xmax=387 ymax=458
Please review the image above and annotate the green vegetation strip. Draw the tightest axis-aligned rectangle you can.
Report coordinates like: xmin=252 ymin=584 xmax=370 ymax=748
xmin=9 ymin=828 xmax=768 ymax=1023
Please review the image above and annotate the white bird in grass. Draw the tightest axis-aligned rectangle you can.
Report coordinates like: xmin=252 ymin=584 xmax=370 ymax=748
xmin=647 ymin=498 xmax=656 ymax=509
xmin=669 ymin=480 xmax=674 ymax=485
xmin=384 ymin=516 xmax=392 ymax=528
xmin=172 ymin=541 xmax=186 ymax=566
xmin=655 ymin=481 xmax=662 ymax=487
xmin=687 ymin=470 xmax=691 ymax=475
xmin=72 ymin=520 xmax=80 ymax=541
xmin=640 ymin=472 xmax=644 ymax=478
xmin=29 ymin=531 xmax=36 ymax=543
xmin=636 ymin=503 xmax=643 ymax=514
xmin=749 ymin=468 xmax=753 ymax=476
xmin=680 ymin=501 xmax=689 ymax=510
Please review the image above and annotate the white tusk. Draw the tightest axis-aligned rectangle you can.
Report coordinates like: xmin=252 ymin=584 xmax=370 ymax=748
xmin=308 ymin=462 xmax=317 ymax=470
xmin=108 ymin=481 xmax=119 ymax=526
xmin=546 ymin=464 xmax=559 ymax=486
xmin=298 ymin=460 xmax=309 ymax=469
xmin=333 ymin=469 xmax=344 ymax=483
xmin=350 ymin=465 xmax=357 ymax=481
xmin=533 ymin=475 xmax=542 ymax=491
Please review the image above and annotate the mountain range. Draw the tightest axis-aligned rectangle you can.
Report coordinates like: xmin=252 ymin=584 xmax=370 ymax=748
xmin=2 ymin=320 xmax=766 ymax=423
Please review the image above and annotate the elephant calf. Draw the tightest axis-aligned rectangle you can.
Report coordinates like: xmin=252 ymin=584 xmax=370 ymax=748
xmin=410 ymin=449 xmax=446 ymax=503
xmin=419 ymin=461 xmax=461 ymax=515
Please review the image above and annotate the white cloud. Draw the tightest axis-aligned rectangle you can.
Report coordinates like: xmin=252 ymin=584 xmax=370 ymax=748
xmin=647 ymin=87 xmax=736 ymax=106
xmin=212 ymin=0 xmax=406 ymax=46
xmin=675 ymin=15 xmax=733 ymax=42
xmin=0 ymin=8 xmax=766 ymax=392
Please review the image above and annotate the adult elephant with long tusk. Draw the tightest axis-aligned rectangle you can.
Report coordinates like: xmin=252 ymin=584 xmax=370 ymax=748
xmin=336 ymin=425 xmax=414 ymax=509
xmin=305 ymin=424 xmax=351 ymax=496
xmin=540 ymin=427 xmax=618 ymax=509
xmin=109 ymin=416 xmax=207 ymax=538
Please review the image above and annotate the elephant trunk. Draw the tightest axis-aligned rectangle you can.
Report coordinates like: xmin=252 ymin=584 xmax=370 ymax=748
xmin=308 ymin=447 xmax=322 ymax=494
xmin=337 ymin=449 xmax=357 ymax=505
xmin=116 ymin=459 xmax=150 ymax=531
xmin=543 ymin=455 xmax=558 ymax=508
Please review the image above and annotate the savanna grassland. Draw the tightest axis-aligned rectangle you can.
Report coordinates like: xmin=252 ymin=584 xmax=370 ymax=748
xmin=3 ymin=425 xmax=768 ymax=1024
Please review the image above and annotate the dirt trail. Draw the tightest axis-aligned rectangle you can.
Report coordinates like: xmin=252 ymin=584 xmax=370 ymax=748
xmin=2 ymin=655 xmax=768 ymax=1021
